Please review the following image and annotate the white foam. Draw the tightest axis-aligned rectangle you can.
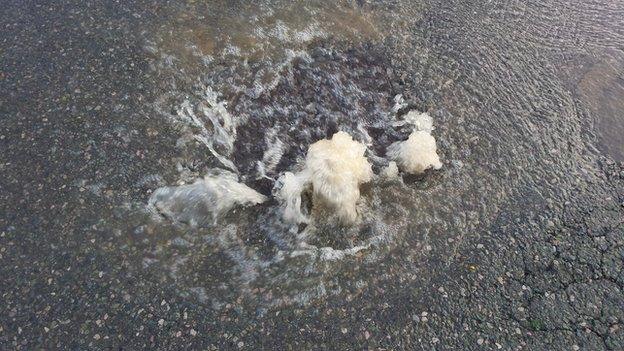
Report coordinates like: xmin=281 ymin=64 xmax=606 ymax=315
xmin=275 ymin=131 xmax=372 ymax=225
xmin=276 ymin=171 xmax=312 ymax=224
xmin=387 ymin=130 xmax=442 ymax=174
xmin=387 ymin=110 xmax=442 ymax=174
xmin=149 ymin=170 xmax=266 ymax=226
xmin=381 ymin=161 xmax=399 ymax=178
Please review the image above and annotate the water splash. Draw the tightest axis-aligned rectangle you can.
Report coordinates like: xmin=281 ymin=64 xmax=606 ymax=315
xmin=149 ymin=170 xmax=266 ymax=226
xmin=275 ymin=131 xmax=373 ymax=225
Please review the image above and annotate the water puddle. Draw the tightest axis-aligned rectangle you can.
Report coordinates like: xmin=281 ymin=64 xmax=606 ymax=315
xmin=105 ymin=0 xmax=613 ymax=312
xmin=576 ymin=50 xmax=624 ymax=162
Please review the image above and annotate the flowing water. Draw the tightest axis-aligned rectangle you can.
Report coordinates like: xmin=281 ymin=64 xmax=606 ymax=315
xmin=103 ymin=0 xmax=623 ymax=313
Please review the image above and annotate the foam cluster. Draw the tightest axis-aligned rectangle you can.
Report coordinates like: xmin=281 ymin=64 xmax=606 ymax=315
xmin=277 ymin=131 xmax=373 ymax=224
xmin=152 ymin=110 xmax=442 ymax=228
xmin=387 ymin=111 xmax=442 ymax=174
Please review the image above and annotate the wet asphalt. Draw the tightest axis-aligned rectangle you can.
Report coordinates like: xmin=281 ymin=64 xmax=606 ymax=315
xmin=1 ymin=1 xmax=623 ymax=350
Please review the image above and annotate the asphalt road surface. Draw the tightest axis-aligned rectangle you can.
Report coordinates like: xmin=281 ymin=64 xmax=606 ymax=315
xmin=1 ymin=1 xmax=623 ymax=350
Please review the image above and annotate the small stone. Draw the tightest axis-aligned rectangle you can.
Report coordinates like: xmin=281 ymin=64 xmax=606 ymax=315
xmin=158 ymin=319 xmax=164 ymax=327
xmin=237 ymin=341 xmax=244 ymax=348
xmin=93 ymin=334 xmax=101 ymax=340
xmin=341 ymin=327 xmax=348 ymax=334
xmin=190 ymin=329 xmax=197 ymax=336
xmin=572 ymin=346 xmax=580 ymax=351
xmin=477 ymin=338 xmax=484 ymax=345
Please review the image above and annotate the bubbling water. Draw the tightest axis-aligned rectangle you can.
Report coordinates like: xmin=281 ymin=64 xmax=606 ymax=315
xmin=387 ymin=131 xmax=442 ymax=174
xmin=141 ymin=10 xmax=454 ymax=307
xmin=149 ymin=170 xmax=266 ymax=226
xmin=275 ymin=131 xmax=373 ymax=225
xmin=387 ymin=111 xmax=442 ymax=174
xmin=149 ymin=106 xmax=442 ymax=228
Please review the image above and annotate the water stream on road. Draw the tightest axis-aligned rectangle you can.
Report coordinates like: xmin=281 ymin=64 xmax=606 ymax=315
xmin=110 ymin=0 xmax=622 ymax=312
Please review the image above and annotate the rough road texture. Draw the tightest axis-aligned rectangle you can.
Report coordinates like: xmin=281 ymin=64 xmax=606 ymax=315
xmin=1 ymin=1 xmax=623 ymax=350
